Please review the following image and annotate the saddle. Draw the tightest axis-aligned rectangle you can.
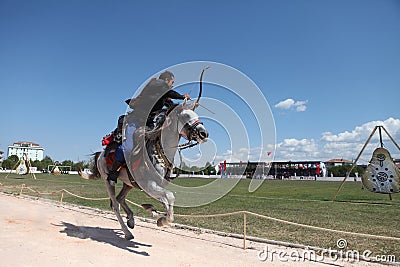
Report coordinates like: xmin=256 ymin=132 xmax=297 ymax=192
xmin=105 ymin=151 xmax=142 ymax=189
xmin=105 ymin=152 xmax=126 ymax=170
xmin=362 ymin=147 xmax=400 ymax=194
xmin=102 ymin=110 xmax=174 ymax=183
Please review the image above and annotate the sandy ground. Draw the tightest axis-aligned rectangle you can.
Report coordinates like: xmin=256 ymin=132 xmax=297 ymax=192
xmin=0 ymin=193 xmax=387 ymax=267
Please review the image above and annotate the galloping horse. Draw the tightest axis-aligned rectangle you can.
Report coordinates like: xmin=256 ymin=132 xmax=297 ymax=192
xmin=80 ymin=100 xmax=208 ymax=240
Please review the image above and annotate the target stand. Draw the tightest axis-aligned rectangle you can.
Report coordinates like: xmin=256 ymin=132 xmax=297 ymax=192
xmin=47 ymin=163 xmax=71 ymax=175
xmin=5 ymin=152 xmax=37 ymax=179
xmin=333 ymin=125 xmax=400 ymax=201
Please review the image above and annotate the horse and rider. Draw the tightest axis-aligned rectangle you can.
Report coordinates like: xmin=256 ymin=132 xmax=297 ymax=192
xmin=81 ymin=68 xmax=208 ymax=239
xmin=104 ymin=70 xmax=195 ymax=186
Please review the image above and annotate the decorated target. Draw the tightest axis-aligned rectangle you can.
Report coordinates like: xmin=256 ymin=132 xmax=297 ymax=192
xmin=53 ymin=166 xmax=61 ymax=176
xmin=362 ymin=147 xmax=400 ymax=194
xmin=16 ymin=160 xmax=28 ymax=175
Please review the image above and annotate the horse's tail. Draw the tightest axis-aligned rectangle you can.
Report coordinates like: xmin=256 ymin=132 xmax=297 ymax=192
xmin=78 ymin=152 xmax=102 ymax=180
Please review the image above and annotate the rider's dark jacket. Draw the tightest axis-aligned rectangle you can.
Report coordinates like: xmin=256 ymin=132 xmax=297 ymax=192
xmin=126 ymin=78 xmax=185 ymax=126
xmin=109 ymin=79 xmax=184 ymax=155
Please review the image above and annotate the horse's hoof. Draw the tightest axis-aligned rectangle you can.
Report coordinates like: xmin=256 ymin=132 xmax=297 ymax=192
xmin=125 ymin=233 xmax=134 ymax=240
xmin=127 ymin=217 xmax=135 ymax=229
xmin=157 ymin=217 xmax=168 ymax=227
xmin=141 ymin=203 xmax=155 ymax=212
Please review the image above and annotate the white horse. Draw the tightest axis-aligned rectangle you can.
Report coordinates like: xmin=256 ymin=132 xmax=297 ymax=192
xmin=80 ymin=102 xmax=208 ymax=240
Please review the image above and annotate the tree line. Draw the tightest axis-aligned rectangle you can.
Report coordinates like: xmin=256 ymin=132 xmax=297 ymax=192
xmin=174 ymin=162 xmax=216 ymax=175
xmin=1 ymin=155 xmax=365 ymax=177
xmin=1 ymin=155 xmax=90 ymax=171
xmin=327 ymin=164 xmax=365 ymax=177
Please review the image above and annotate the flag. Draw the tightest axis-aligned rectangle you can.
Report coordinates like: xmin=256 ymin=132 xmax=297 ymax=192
xmin=267 ymin=151 xmax=272 ymax=156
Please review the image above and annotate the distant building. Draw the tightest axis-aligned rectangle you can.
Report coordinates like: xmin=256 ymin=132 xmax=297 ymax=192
xmin=0 ymin=151 xmax=4 ymax=163
xmin=220 ymin=160 xmax=327 ymax=178
xmin=325 ymin=158 xmax=351 ymax=167
xmin=7 ymin=141 xmax=44 ymax=161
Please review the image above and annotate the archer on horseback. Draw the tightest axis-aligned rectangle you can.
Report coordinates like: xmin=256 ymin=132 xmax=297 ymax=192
xmin=105 ymin=71 xmax=192 ymax=186
xmin=80 ymin=66 xmax=209 ymax=238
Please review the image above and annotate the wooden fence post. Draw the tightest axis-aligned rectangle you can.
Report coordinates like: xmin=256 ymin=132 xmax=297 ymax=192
xmin=243 ymin=212 xmax=247 ymax=250
xmin=19 ymin=184 xmax=25 ymax=195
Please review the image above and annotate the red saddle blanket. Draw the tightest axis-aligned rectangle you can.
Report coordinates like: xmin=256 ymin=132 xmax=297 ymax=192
xmin=105 ymin=152 xmax=126 ymax=170
xmin=105 ymin=151 xmax=142 ymax=171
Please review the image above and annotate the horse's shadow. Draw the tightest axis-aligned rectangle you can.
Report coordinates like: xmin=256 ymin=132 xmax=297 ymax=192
xmin=55 ymin=221 xmax=151 ymax=256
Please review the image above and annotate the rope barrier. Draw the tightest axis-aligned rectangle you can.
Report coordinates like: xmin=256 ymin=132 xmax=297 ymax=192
xmin=243 ymin=211 xmax=400 ymax=242
xmin=0 ymin=182 xmax=399 ymax=248
xmin=126 ymin=199 xmax=146 ymax=209
xmin=61 ymin=189 xmax=109 ymax=201
xmin=174 ymin=211 xmax=244 ymax=218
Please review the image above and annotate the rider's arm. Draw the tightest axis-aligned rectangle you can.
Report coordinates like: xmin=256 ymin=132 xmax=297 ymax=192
xmin=165 ymin=90 xmax=187 ymax=100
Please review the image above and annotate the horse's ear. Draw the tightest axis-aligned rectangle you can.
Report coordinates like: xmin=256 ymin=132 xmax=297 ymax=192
xmin=182 ymin=97 xmax=188 ymax=107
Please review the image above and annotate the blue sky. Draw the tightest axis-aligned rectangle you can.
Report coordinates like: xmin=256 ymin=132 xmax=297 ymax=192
xmin=1 ymin=0 xmax=399 ymax=165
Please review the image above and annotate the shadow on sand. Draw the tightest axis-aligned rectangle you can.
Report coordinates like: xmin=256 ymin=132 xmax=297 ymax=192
xmin=55 ymin=221 xmax=151 ymax=256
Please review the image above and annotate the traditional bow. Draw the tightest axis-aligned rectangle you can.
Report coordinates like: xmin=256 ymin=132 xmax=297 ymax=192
xmin=193 ymin=66 xmax=210 ymax=111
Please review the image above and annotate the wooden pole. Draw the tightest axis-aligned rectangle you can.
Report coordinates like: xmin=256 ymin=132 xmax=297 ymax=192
xmin=381 ymin=125 xmax=398 ymax=202
xmin=25 ymin=153 xmax=36 ymax=180
xmin=19 ymin=184 xmax=25 ymax=195
xmin=5 ymin=160 xmax=21 ymax=179
xmin=243 ymin=212 xmax=247 ymax=250
xmin=333 ymin=126 xmax=378 ymax=201
xmin=381 ymin=126 xmax=400 ymax=152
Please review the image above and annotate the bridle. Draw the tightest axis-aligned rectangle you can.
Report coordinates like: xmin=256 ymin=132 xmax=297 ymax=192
xmin=181 ymin=118 xmax=203 ymax=141
xmin=154 ymin=111 xmax=202 ymax=181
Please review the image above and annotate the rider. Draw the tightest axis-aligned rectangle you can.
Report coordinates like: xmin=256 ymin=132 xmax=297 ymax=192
xmin=106 ymin=71 xmax=191 ymax=186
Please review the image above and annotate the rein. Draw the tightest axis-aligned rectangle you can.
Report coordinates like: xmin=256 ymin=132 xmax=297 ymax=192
xmin=152 ymin=140 xmax=199 ymax=181
xmin=152 ymin=118 xmax=201 ymax=181
xmin=175 ymin=141 xmax=200 ymax=179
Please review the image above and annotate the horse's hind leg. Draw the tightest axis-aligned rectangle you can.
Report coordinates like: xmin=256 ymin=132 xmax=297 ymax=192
xmin=116 ymin=183 xmax=135 ymax=229
xmin=105 ymin=181 xmax=134 ymax=240
xmin=146 ymin=181 xmax=175 ymax=226
xmin=157 ymin=191 xmax=175 ymax=227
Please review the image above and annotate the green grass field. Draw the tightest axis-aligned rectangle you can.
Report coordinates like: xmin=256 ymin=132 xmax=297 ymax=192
xmin=1 ymin=173 xmax=399 ymax=257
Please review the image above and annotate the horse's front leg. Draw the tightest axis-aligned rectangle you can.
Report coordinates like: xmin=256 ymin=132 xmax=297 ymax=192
xmin=157 ymin=189 xmax=175 ymax=227
xmin=116 ymin=183 xmax=135 ymax=229
xmin=105 ymin=181 xmax=134 ymax=240
xmin=165 ymin=190 xmax=175 ymax=223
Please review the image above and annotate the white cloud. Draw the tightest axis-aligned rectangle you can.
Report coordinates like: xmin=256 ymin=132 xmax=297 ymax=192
xmin=275 ymin=138 xmax=320 ymax=160
xmin=274 ymin=98 xmax=308 ymax=112
xmin=215 ymin=118 xmax=400 ymax=164
xmin=275 ymin=98 xmax=295 ymax=110
xmin=322 ymin=118 xmax=400 ymax=143
xmin=214 ymin=145 xmax=275 ymax=164
xmin=296 ymin=104 xmax=307 ymax=112
xmin=273 ymin=118 xmax=400 ymax=163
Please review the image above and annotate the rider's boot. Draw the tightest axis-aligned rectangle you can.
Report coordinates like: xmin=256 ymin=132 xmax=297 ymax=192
xmin=107 ymin=160 xmax=123 ymax=186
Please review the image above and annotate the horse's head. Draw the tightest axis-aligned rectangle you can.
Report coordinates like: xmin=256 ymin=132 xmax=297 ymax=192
xmin=177 ymin=107 xmax=208 ymax=144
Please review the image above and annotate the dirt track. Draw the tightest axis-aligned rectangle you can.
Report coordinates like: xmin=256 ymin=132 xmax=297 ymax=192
xmin=0 ymin=193 xmax=382 ymax=267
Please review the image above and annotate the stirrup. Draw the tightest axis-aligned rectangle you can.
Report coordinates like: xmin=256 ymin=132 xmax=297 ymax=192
xmin=107 ymin=178 xmax=116 ymax=186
